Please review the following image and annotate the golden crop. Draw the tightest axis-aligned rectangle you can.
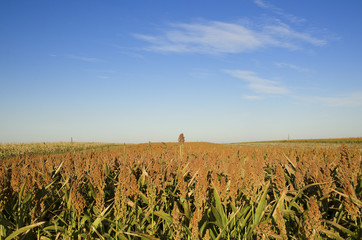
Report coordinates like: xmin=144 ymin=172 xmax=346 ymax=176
xmin=0 ymin=142 xmax=361 ymax=239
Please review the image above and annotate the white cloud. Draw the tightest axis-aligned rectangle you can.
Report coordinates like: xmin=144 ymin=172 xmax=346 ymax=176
xmin=66 ymin=54 xmax=103 ymax=62
xmin=253 ymin=0 xmax=306 ymax=23
xmin=275 ymin=62 xmax=310 ymax=72
xmin=224 ymin=70 xmax=289 ymax=95
xmin=134 ymin=20 xmax=326 ymax=54
xmin=134 ymin=22 xmax=265 ymax=54
xmin=264 ymin=23 xmax=326 ymax=47
xmin=254 ymin=0 xmax=268 ymax=8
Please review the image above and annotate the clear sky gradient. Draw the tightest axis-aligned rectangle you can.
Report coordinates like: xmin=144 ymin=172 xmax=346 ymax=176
xmin=1 ymin=0 xmax=362 ymax=143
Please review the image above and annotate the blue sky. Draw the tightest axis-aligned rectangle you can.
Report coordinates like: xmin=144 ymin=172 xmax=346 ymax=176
xmin=1 ymin=0 xmax=362 ymax=143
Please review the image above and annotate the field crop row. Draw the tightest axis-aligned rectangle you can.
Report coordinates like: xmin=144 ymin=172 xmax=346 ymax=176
xmin=0 ymin=142 xmax=361 ymax=239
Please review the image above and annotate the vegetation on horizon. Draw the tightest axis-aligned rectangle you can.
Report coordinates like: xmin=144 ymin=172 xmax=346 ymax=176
xmin=243 ymin=137 xmax=362 ymax=144
xmin=0 ymin=142 xmax=123 ymax=159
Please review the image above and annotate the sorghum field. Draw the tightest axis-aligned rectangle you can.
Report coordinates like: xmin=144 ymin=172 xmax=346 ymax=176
xmin=0 ymin=140 xmax=361 ymax=239
xmin=0 ymin=142 xmax=123 ymax=159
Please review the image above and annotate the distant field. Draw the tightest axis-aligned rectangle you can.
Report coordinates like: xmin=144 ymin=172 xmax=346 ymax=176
xmin=233 ymin=137 xmax=362 ymax=150
xmin=0 ymin=142 xmax=124 ymax=159
xmin=2 ymin=138 xmax=361 ymax=159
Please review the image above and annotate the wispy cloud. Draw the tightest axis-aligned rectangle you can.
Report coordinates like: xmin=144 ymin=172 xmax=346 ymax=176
xmin=263 ymin=23 xmax=326 ymax=47
xmin=66 ymin=54 xmax=103 ymax=62
xmin=133 ymin=22 xmax=265 ymax=54
xmin=224 ymin=70 xmax=289 ymax=95
xmin=254 ymin=0 xmax=268 ymax=8
xmin=254 ymin=0 xmax=306 ymax=23
xmin=134 ymin=20 xmax=326 ymax=54
xmin=275 ymin=62 xmax=310 ymax=72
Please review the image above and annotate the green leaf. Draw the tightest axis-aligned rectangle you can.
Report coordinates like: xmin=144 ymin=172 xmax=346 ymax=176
xmin=212 ymin=182 xmax=227 ymax=228
xmin=289 ymin=182 xmax=333 ymax=210
xmin=44 ymin=180 xmax=57 ymax=190
xmin=211 ymin=206 xmax=224 ymax=229
xmin=320 ymin=229 xmax=344 ymax=240
xmin=139 ymin=192 xmax=149 ymax=205
xmin=154 ymin=211 xmax=172 ymax=225
xmin=124 ymin=231 xmax=160 ymax=240
xmin=43 ymin=225 xmax=65 ymax=233
xmin=324 ymin=220 xmax=356 ymax=237
xmin=114 ymin=232 xmax=129 ymax=240
xmin=254 ymin=182 xmax=270 ymax=225
xmin=179 ymin=197 xmax=191 ymax=219
xmin=214 ymin=204 xmax=245 ymax=240
xmin=240 ymin=207 xmax=252 ymax=229
xmin=80 ymin=214 xmax=91 ymax=227
xmin=5 ymin=222 xmax=45 ymax=240
xmin=91 ymin=225 xmax=105 ymax=240
xmin=272 ymin=186 xmax=288 ymax=221
xmin=40 ymin=237 xmax=52 ymax=240
xmin=92 ymin=203 xmax=113 ymax=230
xmin=18 ymin=181 xmax=27 ymax=206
